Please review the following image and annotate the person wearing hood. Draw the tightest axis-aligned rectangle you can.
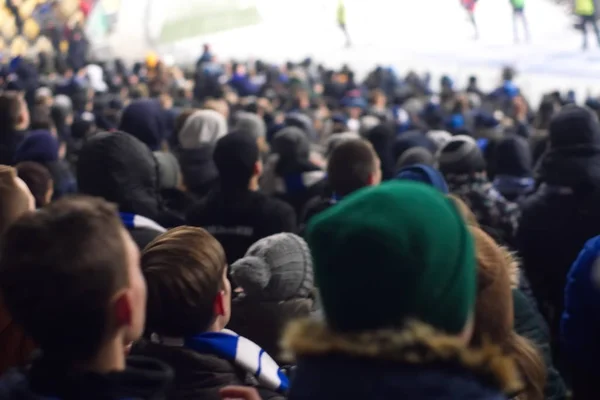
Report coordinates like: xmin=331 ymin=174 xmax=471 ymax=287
xmin=234 ymin=111 xmax=269 ymax=156
xmin=176 ymin=109 xmax=227 ymax=198
xmin=396 ymin=164 xmax=449 ymax=193
xmin=263 ymin=127 xmax=327 ymax=216
xmin=517 ymin=105 xmax=600 ymax=343
xmin=0 ymin=91 xmax=30 ymax=165
xmin=16 ymin=161 xmax=54 ymax=208
xmin=438 ymin=135 xmax=520 ymax=246
xmin=228 ymin=233 xmax=316 ymax=365
xmin=154 ymin=151 xmax=195 ymax=218
xmin=77 ymin=131 xmax=183 ymax=249
xmin=364 ymin=124 xmax=396 ymax=181
xmin=14 ymin=130 xmax=77 ymax=199
xmin=392 ymin=130 xmax=437 ymax=172
xmin=0 ymin=196 xmax=173 ymax=399
xmin=119 ymin=99 xmax=168 ymax=151
xmin=187 ymin=131 xmax=296 ymax=265
xmin=285 ymin=181 xmax=520 ymax=400
xmin=492 ymin=135 xmax=535 ymax=203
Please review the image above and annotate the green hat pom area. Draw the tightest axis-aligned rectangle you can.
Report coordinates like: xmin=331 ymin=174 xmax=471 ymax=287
xmin=306 ymin=181 xmax=476 ymax=334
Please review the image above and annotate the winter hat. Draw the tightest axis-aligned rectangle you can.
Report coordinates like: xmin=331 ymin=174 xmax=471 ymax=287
xmin=0 ymin=165 xmax=34 ymax=234
xmin=470 ymin=226 xmax=514 ymax=346
xmin=396 ymin=164 xmax=449 ymax=194
xmin=307 ymin=181 xmax=476 ymax=334
xmin=178 ymin=109 xmax=228 ymax=149
xmin=438 ymin=135 xmax=486 ymax=175
xmin=14 ymin=130 xmax=59 ymax=164
xmin=213 ymin=130 xmax=259 ymax=188
xmin=426 ymin=130 xmax=453 ymax=150
xmin=396 ymin=146 xmax=434 ymax=168
xmin=231 ymin=233 xmax=314 ymax=301
xmin=392 ymin=131 xmax=437 ymax=163
xmin=235 ymin=112 xmax=266 ymax=140
xmin=272 ymin=127 xmax=311 ymax=161
xmin=16 ymin=161 xmax=53 ymax=208
xmin=549 ymin=105 xmax=600 ymax=149
xmin=120 ymin=99 xmax=167 ymax=151
xmin=153 ymin=151 xmax=181 ymax=190
xmin=285 ymin=113 xmax=316 ymax=141
xmin=493 ymin=135 xmax=532 ymax=177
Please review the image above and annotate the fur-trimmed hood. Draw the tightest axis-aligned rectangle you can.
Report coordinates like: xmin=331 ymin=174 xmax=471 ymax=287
xmin=282 ymin=319 xmax=523 ymax=396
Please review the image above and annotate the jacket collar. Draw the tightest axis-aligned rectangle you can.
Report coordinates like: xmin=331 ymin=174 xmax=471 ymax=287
xmin=282 ymin=319 xmax=522 ymax=396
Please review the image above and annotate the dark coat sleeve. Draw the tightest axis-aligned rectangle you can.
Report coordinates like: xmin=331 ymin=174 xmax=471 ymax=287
xmin=512 ymin=289 xmax=567 ymax=400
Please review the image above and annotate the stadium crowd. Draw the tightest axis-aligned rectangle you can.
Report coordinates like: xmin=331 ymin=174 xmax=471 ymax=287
xmin=1 ymin=15 xmax=600 ymax=399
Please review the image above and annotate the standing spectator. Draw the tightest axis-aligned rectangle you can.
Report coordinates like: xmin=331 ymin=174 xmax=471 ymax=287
xmin=561 ymin=235 xmax=600 ymax=400
xmin=0 ymin=165 xmax=36 ymax=375
xmin=176 ymin=109 xmax=227 ymax=198
xmin=438 ymin=135 xmax=520 ymax=245
xmin=491 ymin=135 xmax=535 ymax=204
xmin=0 ymin=196 xmax=173 ymax=398
xmin=119 ymin=99 xmax=168 ymax=151
xmin=234 ymin=111 xmax=269 ymax=157
xmin=14 ymin=130 xmax=77 ymax=199
xmin=301 ymin=139 xmax=381 ymax=229
xmin=0 ymin=92 xmax=30 ymax=165
xmin=284 ymin=181 xmax=520 ymax=399
xmin=229 ymin=233 xmax=315 ymax=364
xmin=517 ymin=105 xmax=600 ymax=342
xmin=16 ymin=161 xmax=54 ymax=208
xmin=187 ymin=131 xmax=296 ymax=264
xmin=511 ymin=0 xmax=530 ymax=43
xmin=77 ymin=132 xmax=182 ymax=249
xmin=135 ymin=226 xmax=288 ymax=400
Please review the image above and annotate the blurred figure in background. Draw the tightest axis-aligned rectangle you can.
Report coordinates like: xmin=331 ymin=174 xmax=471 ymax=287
xmin=576 ymin=0 xmax=600 ymax=50
xmin=337 ymin=0 xmax=352 ymax=48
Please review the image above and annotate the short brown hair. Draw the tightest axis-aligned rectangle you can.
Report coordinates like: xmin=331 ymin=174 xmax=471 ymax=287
xmin=142 ymin=226 xmax=227 ymax=336
xmin=327 ymin=139 xmax=378 ymax=196
xmin=0 ymin=196 xmax=129 ymax=361
xmin=0 ymin=91 xmax=24 ymax=131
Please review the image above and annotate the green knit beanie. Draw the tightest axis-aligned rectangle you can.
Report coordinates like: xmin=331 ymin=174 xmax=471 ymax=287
xmin=307 ymin=181 xmax=476 ymax=334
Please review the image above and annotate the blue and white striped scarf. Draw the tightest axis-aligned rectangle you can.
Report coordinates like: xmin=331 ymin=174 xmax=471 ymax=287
xmin=150 ymin=330 xmax=289 ymax=393
xmin=119 ymin=212 xmax=166 ymax=233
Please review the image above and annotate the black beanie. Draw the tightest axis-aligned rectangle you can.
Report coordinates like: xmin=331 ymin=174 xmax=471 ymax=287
xmin=494 ymin=135 xmax=532 ymax=177
xmin=549 ymin=105 xmax=600 ymax=149
xmin=438 ymin=135 xmax=486 ymax=175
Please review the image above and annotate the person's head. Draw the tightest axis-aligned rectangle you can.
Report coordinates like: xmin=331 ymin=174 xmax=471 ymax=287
xmin=231 ymin=233 xmax=314 ymax=301
xmin=142 ymin=226 xmax=230 ymax=336
xmin=16 ymin=161 xmax=54 ymax=208
xmin=493 ymin=135 xmax=532 ymax=178
xmin=77 ymin=131 xmax=161 ymax=220
xmin=272 ymin=126 xmax=311 ymax=164
xmin=213 ymin=130 xmax=261 ymax=191
xmin=14 ymin=130 xmax=60 ymax=164
xmin=178 ymin=109 xmax=227 ymax=150
xmin=119 ymin=99 xmax=167 ymax=151
xmin=327 ymin=139 xmax=381 ymax=197
xmin=0 ymin=91 xmax=29 ymax=132
xmin=396 ymin=164 xmax=449 ymax=194
xmin=153 ymin=151 xmax=182 ymax=190
xmin=0 ymin=196 xmax=146 ymax=368
xmin=549 ymin=105 xmax=600 ymax=150
xmin=202 ymin=99 xmax=229 ymax=120
xmin=0 ymin=165 xmax=35 ymax=235
xmin=234 ymin=111 xmax=268 ymax=155
xmin=437 ymin=135 xmax=486 ymax=176
xmin=306 ymin=181 xmax=476 ymax=338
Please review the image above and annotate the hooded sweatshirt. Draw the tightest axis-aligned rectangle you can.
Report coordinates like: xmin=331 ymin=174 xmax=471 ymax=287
xmin=120 ymin=99 xmax=168 ymax=151
xmin=77 ymin=131 xmax=181 ymax=248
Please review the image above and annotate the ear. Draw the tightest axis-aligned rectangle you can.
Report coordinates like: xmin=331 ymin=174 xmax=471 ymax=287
xmin=367 ymin=173 xmax=375 ymax=187
xmin=114 ymin=291 xmax=133 ymax=328
xmin=213 ymin=291 xmax=226 ymax=317
xmin=253 ymin=160 xmax=263 ymax=177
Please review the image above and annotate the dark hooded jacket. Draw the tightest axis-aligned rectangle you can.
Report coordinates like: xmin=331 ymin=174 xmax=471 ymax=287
xmin=269 ymin=127 xmax=327 ymax=216
xmin=0 ymin=355 xmax=172 ymax=400
xmin=517 ymin=105 xmax=600 ymax=341
xmin=366 ymin=124 xmax=397 ymax=180
xmin=13 ymin=130 xmax=77 ymax=199
xmin=0 ymin=129 xmax=27 ymax=166
xmin=77 ymin=131 xmax=183 ymax=248
xmin=491 ymin=135 xmax=535 ymax=204
xmin=119 ymin=100 xmax=167 ymax=151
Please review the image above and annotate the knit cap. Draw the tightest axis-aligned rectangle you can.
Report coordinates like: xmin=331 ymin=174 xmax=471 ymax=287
xmin=493 ymin=135 xmax=532 ymax=177
xmin=307 ymin=181 xmax=475 ymax=334
xmin=396 ymin=164 xmax=449 ymax=193
xmin=438 ymin=135 xmax=486 ymax=175
xmin=231 ymin=233 xmax=314 ymax=301
xmin=0 ymin=166 xmax=33 ymax=234
xmin=234 ymin=112 xmax=267 ymax=141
